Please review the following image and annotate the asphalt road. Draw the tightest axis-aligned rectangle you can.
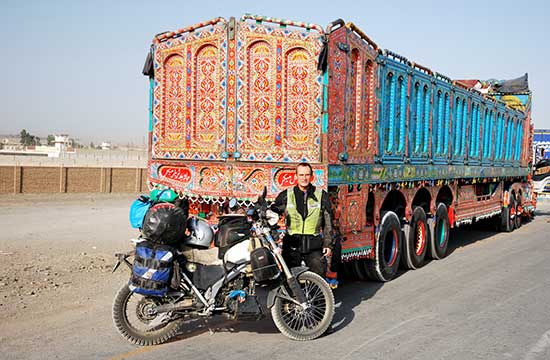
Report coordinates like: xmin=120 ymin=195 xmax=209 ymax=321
xmin=1 ymin=195 xmax=550 ymax=360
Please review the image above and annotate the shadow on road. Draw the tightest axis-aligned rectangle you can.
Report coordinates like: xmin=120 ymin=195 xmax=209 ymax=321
xmin=163 ymin=277 xmax=384 ymax=343
xmin=329 ymin=280 xmax=383 ymax=335
xmin=446 ymin=225 xmax=500 ymax=256
xmin=166 ymin=314 xmax=279 ymax=344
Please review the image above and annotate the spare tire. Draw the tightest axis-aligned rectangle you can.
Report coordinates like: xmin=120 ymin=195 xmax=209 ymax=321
xmin=142 ymin=203 xmax=186 ymax=245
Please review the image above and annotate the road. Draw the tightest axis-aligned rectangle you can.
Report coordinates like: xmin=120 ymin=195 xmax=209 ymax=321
xmin=1 ymin=194 xmax=550 ymax=360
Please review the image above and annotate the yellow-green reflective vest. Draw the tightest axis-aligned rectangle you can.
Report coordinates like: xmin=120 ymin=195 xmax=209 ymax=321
xmin=286 ymin=188 xmax=323 ymax=236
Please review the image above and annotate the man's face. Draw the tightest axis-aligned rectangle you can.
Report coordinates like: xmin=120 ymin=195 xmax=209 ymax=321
xmin=296 ymin=165 xmax=313 ymax=189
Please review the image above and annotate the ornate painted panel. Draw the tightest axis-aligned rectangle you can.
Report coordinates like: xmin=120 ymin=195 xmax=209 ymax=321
xmin=327 ymin=26 xmax=347 ymax=164
xmin=235 ymin=21 xmax=324 ymax=162
xmin=149 ymin=161 xmax=327 ymax=201
xmin=152 ymin=21 xmax=228 ymax=161
xmin=345 ymin=30 xmax=378 ymax=164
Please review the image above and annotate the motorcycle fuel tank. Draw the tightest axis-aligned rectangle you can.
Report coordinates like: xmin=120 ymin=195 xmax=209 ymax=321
xmin=224 ymin=239 xmax=251 ymax=264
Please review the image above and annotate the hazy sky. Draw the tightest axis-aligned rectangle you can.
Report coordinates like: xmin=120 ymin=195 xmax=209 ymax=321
xmin=1 ymin=0 xmax=548 ymax=145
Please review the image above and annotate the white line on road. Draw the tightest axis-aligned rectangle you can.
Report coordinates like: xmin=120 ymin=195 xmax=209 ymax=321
xmin=523 ymin=330 xmax=550 ymax=360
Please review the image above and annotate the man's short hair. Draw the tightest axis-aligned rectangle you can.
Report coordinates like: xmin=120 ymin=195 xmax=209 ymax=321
xmin=296 ymin=162 xmax=313 ymax=175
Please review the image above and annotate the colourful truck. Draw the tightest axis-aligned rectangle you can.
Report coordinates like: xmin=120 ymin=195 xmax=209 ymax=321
xmin=142 ymin=14 xmax=535 ymax=282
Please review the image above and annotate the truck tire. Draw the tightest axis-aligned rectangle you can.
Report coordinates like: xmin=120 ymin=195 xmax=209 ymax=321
xmin=365 ymin=211 xmax=401 ymax=282
xmin=500 ymin=196 xmax=515 ymax=233
xmin=340 ymin=261 xmax=355 ymax=280
xmin=402 ymin=207 xmax=428 ymax=269
xmin=514 ymin=195 xmax=522 ymax=229
xmin=429 ymin=203 xmax=450 ymax=260
xmin=352 ymin=259 xmax=369 ymax=281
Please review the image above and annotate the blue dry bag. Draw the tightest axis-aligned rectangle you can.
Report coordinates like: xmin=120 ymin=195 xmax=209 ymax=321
xmin=129 ymin=195 xmax=152 ymax=229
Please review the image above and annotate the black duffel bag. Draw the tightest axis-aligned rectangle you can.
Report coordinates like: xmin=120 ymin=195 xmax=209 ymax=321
xmin=142 ymin=203 xmax=186 ymax=245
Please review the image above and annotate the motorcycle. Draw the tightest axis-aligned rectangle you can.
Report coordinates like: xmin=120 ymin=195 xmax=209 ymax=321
xmin=112 ymin=188 xmax=335 ymax=345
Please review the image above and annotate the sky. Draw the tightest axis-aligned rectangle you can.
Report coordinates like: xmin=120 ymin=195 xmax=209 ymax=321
xmin=1 ymin=0 xmax=548 ymax=145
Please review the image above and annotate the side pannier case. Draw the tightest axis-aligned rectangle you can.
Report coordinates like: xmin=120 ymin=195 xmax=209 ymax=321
xmin=250 ymin=247 xmax=280 ymax=283
xmin=129 ymin=241 xmax=175 ymax=296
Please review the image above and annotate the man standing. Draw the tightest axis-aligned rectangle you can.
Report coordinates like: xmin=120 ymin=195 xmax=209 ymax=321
xmin=271 ymin=162 xmax=333 ymax=277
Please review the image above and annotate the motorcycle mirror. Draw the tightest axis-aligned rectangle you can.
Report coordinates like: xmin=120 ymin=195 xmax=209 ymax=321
xmin=228 ymin=197 xmax=238 ymax=210
xmin=257 ymin=186 xmax=268 ymax=207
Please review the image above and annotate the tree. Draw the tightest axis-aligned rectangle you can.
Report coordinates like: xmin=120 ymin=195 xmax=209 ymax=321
xmin=47 ymin=135 xmax=55 ymax=146
xmin=20 ymin=129 xmax=29 ymax=146
xmin=19 ymin=129 xmax=41 ymax=146
xmin=90 ymin=142 xmax=95 ymax=149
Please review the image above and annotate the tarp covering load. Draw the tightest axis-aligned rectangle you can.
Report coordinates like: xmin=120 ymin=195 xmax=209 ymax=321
xmin=492 ymin=73 xmax=529 ymax=94
xmin=455 ymin=73 xmax=529 ymax=94
xmin=456 ymin=74 xmax=530 ymax=111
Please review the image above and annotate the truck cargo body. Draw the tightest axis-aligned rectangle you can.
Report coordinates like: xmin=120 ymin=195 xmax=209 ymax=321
xmin=145 ymin=15 xmax=535 ymax=281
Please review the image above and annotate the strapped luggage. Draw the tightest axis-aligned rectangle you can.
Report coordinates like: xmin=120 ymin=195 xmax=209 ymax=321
xmin=129 ymin=195 xmax=152 ymax=229
xmin=141 ymin=203 xmax=186 ymax=245
xmin=129 ymin=241 xmax=175 ymax=296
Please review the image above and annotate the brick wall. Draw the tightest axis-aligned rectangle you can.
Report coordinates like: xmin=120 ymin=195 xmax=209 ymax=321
xmin=0 ymin=167 xmax=15 ymax=193
xmin=0 ymin=166 xmax=148 ymax=194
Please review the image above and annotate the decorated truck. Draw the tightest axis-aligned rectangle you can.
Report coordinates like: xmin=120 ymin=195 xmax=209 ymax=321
xmin=141 ymin=14 xmax=535 ymax=282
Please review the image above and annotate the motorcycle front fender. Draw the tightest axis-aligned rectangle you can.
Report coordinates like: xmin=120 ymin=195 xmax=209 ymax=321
xmin=266 ymin=266 xmax=309 ymax=308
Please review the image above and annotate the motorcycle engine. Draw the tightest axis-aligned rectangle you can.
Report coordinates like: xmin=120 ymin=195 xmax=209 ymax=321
xmin=224 ymin=277 xmax=263 ymax=321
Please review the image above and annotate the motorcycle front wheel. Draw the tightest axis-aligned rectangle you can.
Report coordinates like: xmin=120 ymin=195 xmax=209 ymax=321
xmin=112 ymin=284 xmax=181 ymax=346
xmin=271 ymin=271 xmax=335 ymax=341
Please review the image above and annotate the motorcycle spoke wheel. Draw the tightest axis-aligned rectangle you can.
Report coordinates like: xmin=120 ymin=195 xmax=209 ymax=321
xmin=271 ymin=271 xmax=334 ymax=341
xmin=112 ymin=284 xmax=181 ymax=346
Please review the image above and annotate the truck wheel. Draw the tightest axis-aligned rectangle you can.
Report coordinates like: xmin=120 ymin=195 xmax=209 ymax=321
xmin=429 ymin=203 xmax=450 ymax=260
xmin=500 ymin=196 xmax=515 ymax=232
xmin=402 ymin=207 xmax=429 ymax=269
xmin=339 ymin=261 xmax=352 ymax=279
xmin=514 ymin=195 xmax=522 ymax=229
xmin=352 ymin=259 xmax=369 ymax=281
xmin=365 ymin=211 xmax=401 ymax=282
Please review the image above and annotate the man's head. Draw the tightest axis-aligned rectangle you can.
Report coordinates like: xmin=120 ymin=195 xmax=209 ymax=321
xmin=296 ymin=162 xmax=313 ymax=191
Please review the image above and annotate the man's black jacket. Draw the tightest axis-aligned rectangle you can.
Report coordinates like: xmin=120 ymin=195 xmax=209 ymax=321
xmin=271 ymin=185 xmax=333 ymax=250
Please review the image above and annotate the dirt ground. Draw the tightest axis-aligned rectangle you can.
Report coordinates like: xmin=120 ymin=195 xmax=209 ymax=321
xmin=0 ymin=194 xmax=135 ymax=324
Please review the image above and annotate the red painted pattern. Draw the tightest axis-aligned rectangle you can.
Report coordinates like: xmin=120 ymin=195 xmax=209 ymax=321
xmin=159 ymin=166 xmax=193 ymax=187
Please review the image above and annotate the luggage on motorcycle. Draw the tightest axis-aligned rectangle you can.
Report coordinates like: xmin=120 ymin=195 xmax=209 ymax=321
xmin=129 ymin=241 xmax=175 ymax=297
xmin=250 ymin=247 xmax=280 ymax=283
xmin=129 ymin=189 xmax=178 ymax=229
xmin=129 ymin=195 xmax=152 ymax=229
xmin=215 ymin=215 xmax=251 ymax=259
xmin=142 ymin=203 xmax=186 ymax=245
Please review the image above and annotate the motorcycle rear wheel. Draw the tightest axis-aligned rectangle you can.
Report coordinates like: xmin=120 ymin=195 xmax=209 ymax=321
xmin=112 ymin=284 xmax=181 ymax=346
xmin=271 ymin=271 xmax=335 ymax=341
